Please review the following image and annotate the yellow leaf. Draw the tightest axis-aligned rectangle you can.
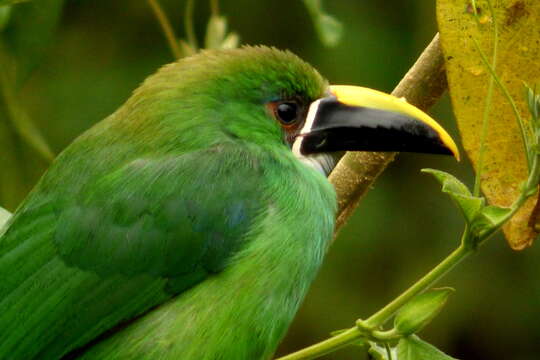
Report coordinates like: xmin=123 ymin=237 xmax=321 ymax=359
xmin=437 ymin=0 xmax=540 ymax=250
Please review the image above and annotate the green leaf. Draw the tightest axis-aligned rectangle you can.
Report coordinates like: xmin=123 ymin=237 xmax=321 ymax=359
xmin=0 ymin=205 xmax=12 ymax=230
xmin=481 ymin=205 xmax=512 ymax=225
xmin=394 ymin=287 xmax=454 ymax=336
xmin=470 ymin=205 xmax=512 ymax=236
xmin=302 ymin=0 xmax=343 ymax=47
xmin=422 ymin=169 xmax=471 ymax=196
xmin=450 ymin=193 xmax=485 ymax=224
xmin=397 ymin=335 xmax=459 ymax=360
xmin=422 ymin=169 xmax=484 ymax=223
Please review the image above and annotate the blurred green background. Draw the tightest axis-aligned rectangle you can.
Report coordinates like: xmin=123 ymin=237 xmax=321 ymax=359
xmin=1 ymin=1 xmax=539 ymax=359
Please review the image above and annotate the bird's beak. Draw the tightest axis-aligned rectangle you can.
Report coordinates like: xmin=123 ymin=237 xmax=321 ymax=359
xmin=293 ymin=85 xmax=460 ymax=160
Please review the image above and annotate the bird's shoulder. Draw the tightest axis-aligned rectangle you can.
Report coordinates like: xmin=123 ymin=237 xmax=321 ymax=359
xmin=42 ymin=145 xmax=268 ymax=287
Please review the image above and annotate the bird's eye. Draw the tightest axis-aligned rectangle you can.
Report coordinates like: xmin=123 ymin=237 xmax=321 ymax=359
xmin=276 ymin=102 xmax=298 ymax=125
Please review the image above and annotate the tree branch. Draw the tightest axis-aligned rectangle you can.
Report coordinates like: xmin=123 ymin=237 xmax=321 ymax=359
xmin=329 ymin=33 xmax=448 ymax=231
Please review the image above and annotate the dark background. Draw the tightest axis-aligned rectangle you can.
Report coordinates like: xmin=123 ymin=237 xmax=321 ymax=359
xmin=1 ymin=1 xmax=539 ymax=359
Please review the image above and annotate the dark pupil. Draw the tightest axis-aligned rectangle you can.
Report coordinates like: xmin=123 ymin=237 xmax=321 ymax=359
xmin=277 ymin=102 xmax=297 ymax=124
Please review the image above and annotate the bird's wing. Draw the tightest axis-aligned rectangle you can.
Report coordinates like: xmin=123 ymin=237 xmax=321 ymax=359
xmin=0 ymin=145 xmax=265 ymax=360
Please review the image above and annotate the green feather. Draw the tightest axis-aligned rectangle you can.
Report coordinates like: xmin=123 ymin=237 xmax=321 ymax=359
xmin=79 ymin=148 xmax=335 ymax=360
xmin=0 ymin=46 xmax=335 ymax=359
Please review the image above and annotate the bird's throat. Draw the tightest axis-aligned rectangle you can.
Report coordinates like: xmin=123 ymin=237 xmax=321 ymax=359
xmin=292 ymin=150 xmax=341 ymax=177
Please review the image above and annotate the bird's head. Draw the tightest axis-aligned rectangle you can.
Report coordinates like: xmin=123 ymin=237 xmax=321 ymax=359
xmin=130 ymin=46 xmax=458 ymax=173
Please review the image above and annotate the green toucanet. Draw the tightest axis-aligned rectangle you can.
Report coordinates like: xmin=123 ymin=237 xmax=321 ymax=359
xmin=0 ymin=46 xmax=458 ymax=359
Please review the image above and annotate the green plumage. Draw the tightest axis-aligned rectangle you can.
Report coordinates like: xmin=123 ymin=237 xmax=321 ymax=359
xmin=0 ymin=47 xmax=336 ymax=359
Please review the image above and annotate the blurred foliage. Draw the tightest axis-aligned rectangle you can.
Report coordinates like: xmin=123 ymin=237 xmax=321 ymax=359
xmin=0 ymin=0 xmax=28 ymax=7
xmin=0 ymin=0 xmax=63 ymax=209
xmin=1 ymin=1 xmax=540 ymax=359
xmin=147 ymin=0 xmax=240 ymax=59
xmin=204 ymin=13 xmax=239 ymax=50
xmin=302 ymin=0 xmax=342 ymax=47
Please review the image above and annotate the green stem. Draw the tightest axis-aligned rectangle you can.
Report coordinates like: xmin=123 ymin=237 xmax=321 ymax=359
xmin=477 ymin=184 xmax=533 ymax=245
xmin=276 ymin=327 xmax=361 ymax=360
xmin=147 ymin=0 xmax=182 ymax=59
xmin=470 ymin=0 xmax=480 ymax=25
xmin=371 ymin=328 xmax=400 ymax=341
xmin=472 ymin=38 xmax=531 ymax=170
xmin=472 ymin=0 xmax=498 ymax=196
xmin=364 ymin=244 xmax=469 ymax=327
xmin=184 ymin=0 xmax=198 ymax=50
xmin=276 ymin=244 xmax=471 ymax=360
xmin=527 ymin=154 xmax=540 ymax=191
xmin=384 ymin=342 xmax=393 ymax=360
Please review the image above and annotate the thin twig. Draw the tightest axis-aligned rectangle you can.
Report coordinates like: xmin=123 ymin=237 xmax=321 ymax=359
xmin=148 ymin=0 xmax=182 ymax=59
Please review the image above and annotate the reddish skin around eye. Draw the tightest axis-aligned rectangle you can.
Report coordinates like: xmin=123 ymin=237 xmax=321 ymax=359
xmin=266 ymin=102 xmax=300 ymax=131
xmin=266 ymin=102 xmax=303 ymax=145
